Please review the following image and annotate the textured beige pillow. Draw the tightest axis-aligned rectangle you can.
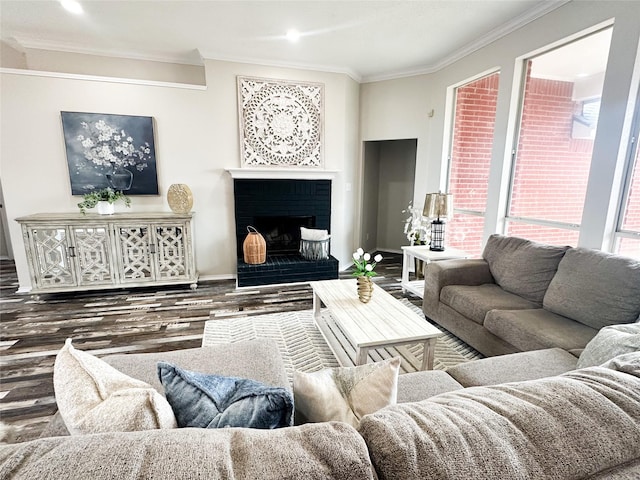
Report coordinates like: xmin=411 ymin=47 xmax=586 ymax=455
xmin=577 ymin=323 xmax=640 ymax=369
xmin=53 ymin=338 xmax=177 ymax=435
xmin=293 ymin=357 xmax=400 ymax=427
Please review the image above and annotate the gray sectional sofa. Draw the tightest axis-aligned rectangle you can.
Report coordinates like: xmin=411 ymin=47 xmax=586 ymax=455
xmin=1 ymin=338 xmax=639 ymax=479
xmin=423 ymin=234 xmax=640 ymax=357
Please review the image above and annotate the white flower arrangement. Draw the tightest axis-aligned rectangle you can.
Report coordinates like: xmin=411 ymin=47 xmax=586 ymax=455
xmin=402 ymin=201 xmax=430 ymax=245
xmin=352 ymin=248 xmax=383 ymax=277
xmin=76 ymin=120 xmax=151 ymax=172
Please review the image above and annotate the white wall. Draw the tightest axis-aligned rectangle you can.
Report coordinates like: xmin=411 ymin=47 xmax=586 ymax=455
xmin=0 ymin=41 xmax=26 ymax=69
xmin=24 ymin=49 xmax=206 ymax=85
xmin=0 ymin=58 xmax=360 ymax=291
xmin=360 ymin=1 xmax=640 ymax=251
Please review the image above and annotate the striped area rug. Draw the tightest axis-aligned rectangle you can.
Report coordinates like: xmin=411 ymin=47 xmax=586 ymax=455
xmin=203 ymin=299 xmax=482 ymax=383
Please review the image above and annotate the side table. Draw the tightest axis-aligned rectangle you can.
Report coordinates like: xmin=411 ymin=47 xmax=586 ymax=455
xmin=401 ymin=246 xmax=468 ymax=299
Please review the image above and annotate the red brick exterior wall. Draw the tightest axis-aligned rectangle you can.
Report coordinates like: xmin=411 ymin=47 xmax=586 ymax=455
xmin=446 ymin=67 xmax=638 ymax=258
xmin=507 ymin=72 xmax=595 ymax=246
xmin=447 ymin=73 xmax=499 ymax=257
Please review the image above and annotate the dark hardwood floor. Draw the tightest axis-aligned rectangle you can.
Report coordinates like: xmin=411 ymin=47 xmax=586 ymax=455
xmin=0 ymin=252 xmax=416 ymax=442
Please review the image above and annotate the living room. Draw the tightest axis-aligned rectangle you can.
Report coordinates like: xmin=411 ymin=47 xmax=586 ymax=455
xmin=1 ymin=1 xmax=640 ymax=478
xmin=0 ymin=1 xmax=638 ymax=289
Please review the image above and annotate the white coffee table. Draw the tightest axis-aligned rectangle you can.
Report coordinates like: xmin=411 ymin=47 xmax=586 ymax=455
xmin=309 ymin=279 xmax=442 ymax=370
xmin=401 ymin=246 xmax=468 ymax=299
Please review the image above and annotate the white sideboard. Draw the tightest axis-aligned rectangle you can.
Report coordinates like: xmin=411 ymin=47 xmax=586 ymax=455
xmin=16 ymin=212 xmax=198 ymax=294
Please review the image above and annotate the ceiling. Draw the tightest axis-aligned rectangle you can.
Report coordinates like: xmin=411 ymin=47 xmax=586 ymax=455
xmin=0 ymin=0 xmax=569 ymax=82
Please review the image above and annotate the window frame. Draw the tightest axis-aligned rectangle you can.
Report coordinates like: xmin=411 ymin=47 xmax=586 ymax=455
xmin=444 ymin=70 xmax=500 ymax=255
xmin=612 ymin=88 xmax=640 ymax=250
xmin=503 ymin=28 xmax=613 ymax=242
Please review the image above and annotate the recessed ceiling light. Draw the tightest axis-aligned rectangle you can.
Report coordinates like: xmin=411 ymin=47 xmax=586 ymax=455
xmin=60 ymin=0 xmax=84 ymax=15
xmin=286 ymin=29 xmax=301 ymax=43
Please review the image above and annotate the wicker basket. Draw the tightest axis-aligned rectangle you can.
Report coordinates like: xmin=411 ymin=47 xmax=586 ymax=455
xmin=300 ymin=238 xmax=330 ymax=260
xmin=243 ymin=226 xmax=266 ymax=264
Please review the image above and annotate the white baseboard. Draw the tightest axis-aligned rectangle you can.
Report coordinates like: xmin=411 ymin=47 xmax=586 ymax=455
xmin=198 ymin=273 xmax=236 ymax=282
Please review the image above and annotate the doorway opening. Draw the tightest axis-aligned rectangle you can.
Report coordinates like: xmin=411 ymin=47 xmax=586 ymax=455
xmin=361 ymin=139 xmax=417 ymax=253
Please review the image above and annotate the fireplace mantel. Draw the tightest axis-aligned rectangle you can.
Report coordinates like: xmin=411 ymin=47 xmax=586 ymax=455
xmin=226 ymin=168 xmax=338 ymax=180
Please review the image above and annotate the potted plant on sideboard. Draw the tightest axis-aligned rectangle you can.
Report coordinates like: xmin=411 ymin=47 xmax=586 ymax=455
xmin=77 ymin=188 xmax=131 ymax=215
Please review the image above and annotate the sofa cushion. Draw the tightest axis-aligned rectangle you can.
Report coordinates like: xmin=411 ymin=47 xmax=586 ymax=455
xmin=157 ymin=362 xmax=293 ymax=429
xmin=40 ymin=339 xmax=290 ymax=439
xmin=359 ymin=357 xmax=640 ymax=480
xmin=293 ymin=357 xmax=400 ymax=427
xmin=0 ymin=423 xmax=375 ymax=480
xmin=577 ymin=323 xmax=640 ymax=369
xmin=397 ymin=370 xmax=464 ymax=403
xmin=446 ymin=348 xmax=578 ymax=387
xmin=441 ymin=284 xmax=538 ymax=325
xmin=53 ymin=339 xmax=177 ymax=435
xmin=104 ymin=339 xmax=289 ymax=392
xmin=543 ymin=247 xmax=640 ymax=329
xmin=484 ymin=308 xmax=597 ymax=351
xmin=482 ymin=234 xmax=569 ymax=304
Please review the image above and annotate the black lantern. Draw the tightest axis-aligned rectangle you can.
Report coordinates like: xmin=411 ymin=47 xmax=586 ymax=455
xmin=423 ymin=192 xmax=453 ymax=251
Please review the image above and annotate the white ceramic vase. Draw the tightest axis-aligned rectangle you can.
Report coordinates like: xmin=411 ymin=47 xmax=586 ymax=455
xmin=96 ymin=201 xmax=115 ymax=215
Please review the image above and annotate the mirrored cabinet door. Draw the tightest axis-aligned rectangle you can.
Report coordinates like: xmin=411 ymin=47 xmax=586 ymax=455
xmin=29 ymin=226 xmax=76 ymax=288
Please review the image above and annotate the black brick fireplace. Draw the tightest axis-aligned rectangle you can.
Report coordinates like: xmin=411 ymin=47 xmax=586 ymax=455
xmin=233 ymin=178 xmax=339 ymax=287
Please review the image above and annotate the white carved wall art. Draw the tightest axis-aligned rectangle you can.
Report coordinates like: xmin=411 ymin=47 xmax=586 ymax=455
xmin=238 ymin=76 xmax=324 ymax=168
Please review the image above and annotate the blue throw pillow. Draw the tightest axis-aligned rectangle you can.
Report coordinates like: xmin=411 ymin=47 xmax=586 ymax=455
xmin=157 ymin=362 xmax=293 ymax=429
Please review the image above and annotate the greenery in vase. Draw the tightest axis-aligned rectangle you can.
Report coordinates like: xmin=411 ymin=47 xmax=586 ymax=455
xmin=352 ymin=248 xmax=383 ymax=277
xmin=77 ymin=188 xmax=131 ymax=214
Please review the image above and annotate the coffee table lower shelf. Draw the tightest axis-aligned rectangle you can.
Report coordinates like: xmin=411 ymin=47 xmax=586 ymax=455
xmin=314 ymin=311 xmax=434 ymax=372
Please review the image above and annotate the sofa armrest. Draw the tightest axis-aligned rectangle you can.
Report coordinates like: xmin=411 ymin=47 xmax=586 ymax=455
xmin=423 ymin=259 xmax=494 ymax=313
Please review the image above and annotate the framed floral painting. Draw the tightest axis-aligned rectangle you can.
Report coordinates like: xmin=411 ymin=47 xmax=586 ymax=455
xmin=61 ymin=112 xmax=159 ymax=195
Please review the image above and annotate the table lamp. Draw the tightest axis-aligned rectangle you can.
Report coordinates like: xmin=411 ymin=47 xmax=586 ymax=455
xmin=423 ymin=192 xmax=453 ymax=251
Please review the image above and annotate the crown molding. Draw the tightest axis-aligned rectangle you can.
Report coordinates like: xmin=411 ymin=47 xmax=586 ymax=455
xmin=13 ymin=34 xmax=362 ymax=82
xmin=11 ymin=35 xmax=204 ymax=66
xmin=0 ymin=67 xmax=207 ymax=90
xmin=198 ymin=51 xmax=362 ymax=83
xmin=361 ymin=0 xmax=571 ymax=83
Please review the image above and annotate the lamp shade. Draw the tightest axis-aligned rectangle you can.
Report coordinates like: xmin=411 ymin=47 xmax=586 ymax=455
xmin=423 ymin=193 xmax=453 ymax=220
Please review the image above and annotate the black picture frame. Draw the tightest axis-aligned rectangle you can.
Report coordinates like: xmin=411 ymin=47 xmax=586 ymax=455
xmin=61 ymin=111 xmax=159 ymax=195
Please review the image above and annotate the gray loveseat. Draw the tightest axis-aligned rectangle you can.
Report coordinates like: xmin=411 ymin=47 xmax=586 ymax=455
xmin=1 ymin=338 xmax=639 ymax=479
xmin=423 ymin=234 xmax=640 ymax=357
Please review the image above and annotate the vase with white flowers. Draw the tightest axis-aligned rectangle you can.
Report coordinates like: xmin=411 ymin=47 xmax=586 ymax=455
xmin=76 ymin=119 xmax=152 ymax=191
xmin=402 ymin=201 xmax=430 ymax=246
xmin=352 ymin=248 xmax=383 ymax=303
xmin=402 ymin=201 xmax=431 ymax=279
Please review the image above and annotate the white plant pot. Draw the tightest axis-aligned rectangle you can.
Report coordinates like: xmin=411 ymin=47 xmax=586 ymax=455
xmin=96 ymin=201 xmax=115 ymax=215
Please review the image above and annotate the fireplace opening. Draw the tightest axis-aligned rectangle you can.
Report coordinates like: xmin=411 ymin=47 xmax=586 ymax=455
xmin=253 ymin=215 xmax=314 ymax=255
xmin=233 ymin=178 xmax=338 ymax=286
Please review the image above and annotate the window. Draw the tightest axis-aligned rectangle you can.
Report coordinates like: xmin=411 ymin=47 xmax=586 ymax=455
xmin=506 ymin=28 xmax=612 ymax=246
xmin=446 ymin=72 xmax=500 ymax=257
xmin=614 ymin=94 xmax=640 ymax=259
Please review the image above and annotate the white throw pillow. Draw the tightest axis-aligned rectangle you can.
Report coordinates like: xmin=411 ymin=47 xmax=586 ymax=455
xmin=53 ymin=338 xmax=177 ymax=435
xmin=576 ymin=323 xmax=640 ymax=369
xmin=300 ymin=227 xmax=329 ymax=241
xmin=293 ymin=357 xmax=400 ymax=427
